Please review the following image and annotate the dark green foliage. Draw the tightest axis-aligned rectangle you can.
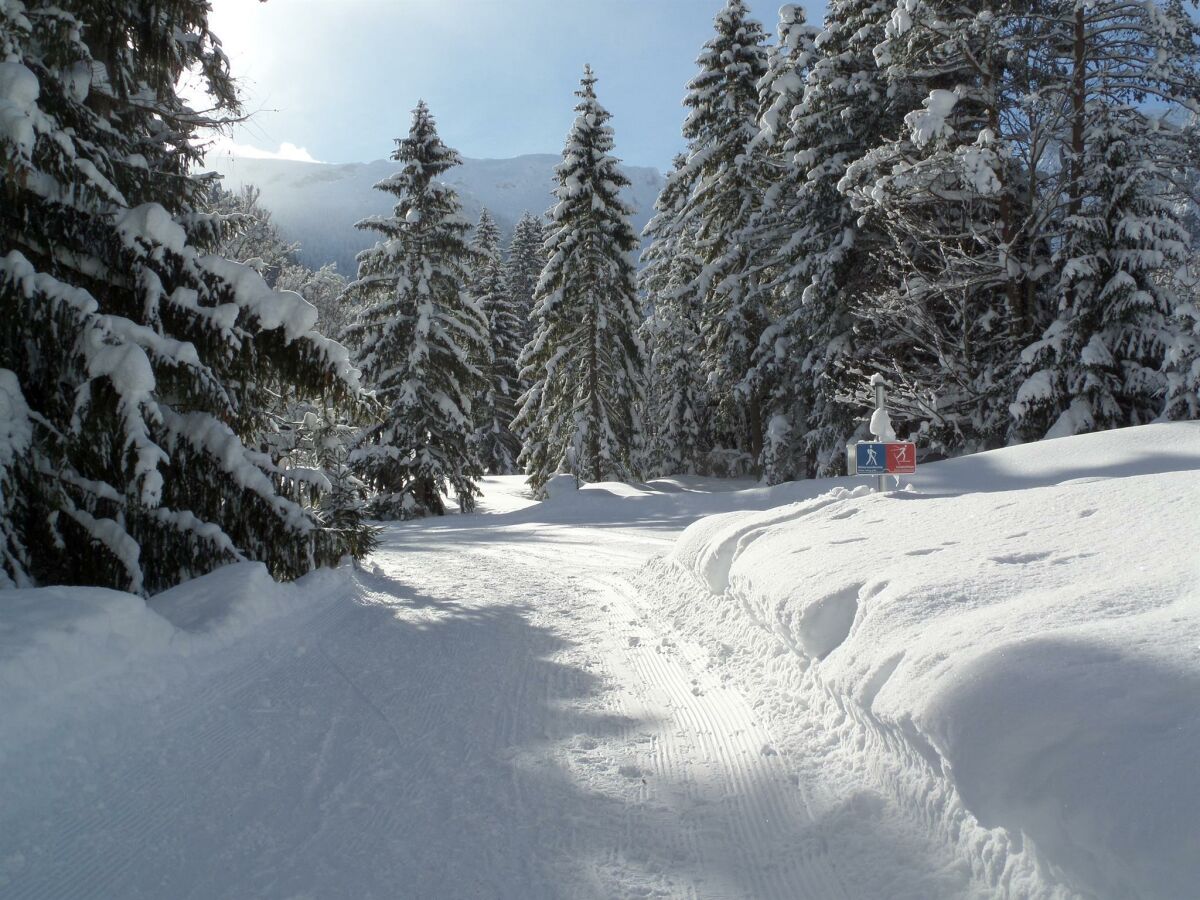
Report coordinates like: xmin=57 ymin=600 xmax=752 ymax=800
xmin=0 ymin=0 xmax=366 ymax=593
xmin=470 ymin=209 xmax=523 ymax=474
xmin=515 ymin=67 xmax=645 ymax=493
xmin=342 ymin=102 xmax=487 ymax=518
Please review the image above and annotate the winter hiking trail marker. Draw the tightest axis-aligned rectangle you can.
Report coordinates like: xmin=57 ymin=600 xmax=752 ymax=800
xmin=846 ymin=375 xmax=916 ymax=491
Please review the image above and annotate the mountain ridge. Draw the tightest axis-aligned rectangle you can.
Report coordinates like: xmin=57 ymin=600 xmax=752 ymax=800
xmin=205 ymin=152 xmax=667 ymax=276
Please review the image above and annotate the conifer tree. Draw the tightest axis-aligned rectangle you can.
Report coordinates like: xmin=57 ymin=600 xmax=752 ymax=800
xmin=1013 ymin=108 xmax=1185 ymax=436
xmin=741 ymin=4 xmax=819 ymax=483
xmin=0 ymin=0 xmax=365 ymax=593
xmin=773 ymin=0 xmax=911 ymax=475
xmin=1166 ymin=216 xmax=1200 ymax=421
xmin=1010 ymin=0 xmax=1200 ymax=437
xmin=342 ymin=102 xmax=487 ymax=518
xmin=515 ymin=67 xmax=645 ymax=493
xmin=505 ymin=211 xmax=547 ymax=354
xmin=674 ymin=0 xmax=770 ymax=471
xmin=639 ymin=155 xmax=709 ymax=477
xmin=469 ymin=209 xmax=522 ymax=474
xmin=470 ymin=208 xmax=503 ymax=269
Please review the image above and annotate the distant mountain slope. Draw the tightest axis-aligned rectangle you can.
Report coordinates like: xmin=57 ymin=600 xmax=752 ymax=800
xmin=205 ymin=153 xmax=666 ymax=276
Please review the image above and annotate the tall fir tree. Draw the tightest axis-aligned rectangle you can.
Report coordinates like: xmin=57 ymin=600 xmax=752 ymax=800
xmin=505 ymin=211 xmax=547 ymax=356
xmin=841 ymin=0 xmax=1019 ymax=454
xmin=1166 ymin=268 xmax=1200 ymax=420
xmin=0 ymin=0 xmax=366 ymax=593
xmin=469 ymin=209 xmax=523 ymax=474
xmin=741 ymin=3 xmax=820 ymax=483
xmin=772 ymin=0 xmax=912 ymax=475
xmin=514 ymin=67 xmax=645 ymax=493
xmin=1013 ymin=107 xmax=1186 ymax=436
xmin=1011 ymin=0 xmax=1200 ymax=437
xmin=674 ymin=0 xmax=770 ymax=472
xmin=639 ymin=155 xmax=710 ymax=477
xmin=342 ymin=102 xmax=487 ymax=518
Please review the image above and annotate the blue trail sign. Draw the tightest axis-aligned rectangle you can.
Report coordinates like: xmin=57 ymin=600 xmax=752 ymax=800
xmin=852 ymin=442 xmax=917 ymax=475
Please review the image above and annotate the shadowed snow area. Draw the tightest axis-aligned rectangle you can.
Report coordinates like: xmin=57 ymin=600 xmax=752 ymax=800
xmin=1 ymin=422 xmax=1197 ymax=898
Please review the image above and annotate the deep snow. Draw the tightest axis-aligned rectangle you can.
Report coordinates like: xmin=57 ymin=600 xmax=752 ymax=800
xmin=1 ymin=422 xmax=1197 ymax=898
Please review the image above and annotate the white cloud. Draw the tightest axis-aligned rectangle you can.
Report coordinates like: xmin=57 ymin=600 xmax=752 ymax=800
xmin=205 ymin=137 xmax=323 ymax=164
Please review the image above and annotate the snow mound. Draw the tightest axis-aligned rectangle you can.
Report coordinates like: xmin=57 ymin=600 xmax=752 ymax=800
xmin=641 ymin=422 xmax=1200 ymax=899
xmin=1 ymin=561 xmax=358 ymax=735
xmin=148 ymin=560 xmax=339 ymax=634
xmin=0 ymin=584 xmax=177 ymax=713
xmin=540 ymin=472 xmax=580 ymax=502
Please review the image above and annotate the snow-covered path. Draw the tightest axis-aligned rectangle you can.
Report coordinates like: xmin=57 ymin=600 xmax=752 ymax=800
xmin=7 ymin=426 xmax=1199 ymax=899
xmin=3 ymin=477 xmax=862 ymax=900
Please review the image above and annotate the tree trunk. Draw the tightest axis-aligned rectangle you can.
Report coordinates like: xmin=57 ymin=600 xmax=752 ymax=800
xmin=1069 ymin=6 xmax=1086 ymax=220
xmin=747 ymin=391 xmax=763 ymax=476
xmin=588 ymin=256 xmax=602 ymax=484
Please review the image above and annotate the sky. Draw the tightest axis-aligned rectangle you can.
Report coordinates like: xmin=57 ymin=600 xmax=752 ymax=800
xmin=203 ymin=0 xmax=817 ymax=173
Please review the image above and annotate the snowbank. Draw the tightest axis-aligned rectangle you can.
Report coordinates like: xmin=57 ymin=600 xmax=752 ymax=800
xmin=638 ymin=423 xmax=1200 ymax=899
xmin=0 ymin=561 xmax=357 ymax=738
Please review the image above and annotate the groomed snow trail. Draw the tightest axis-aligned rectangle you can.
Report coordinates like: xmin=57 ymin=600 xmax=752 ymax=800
xmin=2 ymin=477 xmax=954 ymax=899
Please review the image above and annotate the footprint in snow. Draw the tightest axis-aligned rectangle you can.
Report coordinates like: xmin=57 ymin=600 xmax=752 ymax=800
xmin=990 ymin=550 xmax=1054 ymax=565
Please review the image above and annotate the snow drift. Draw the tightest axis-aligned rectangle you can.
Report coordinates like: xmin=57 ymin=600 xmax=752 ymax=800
xmin=0 ymin=561 xmax=356 ymax=743
xmin=638 ymin=423 xmax=1200 ymax=899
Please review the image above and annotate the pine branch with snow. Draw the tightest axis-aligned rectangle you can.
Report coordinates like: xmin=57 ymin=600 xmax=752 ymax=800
xmin=0 ymin=1 xmax=366 ymax=594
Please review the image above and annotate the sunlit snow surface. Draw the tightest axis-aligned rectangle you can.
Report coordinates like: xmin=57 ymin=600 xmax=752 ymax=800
xmin=1 ymin=422 xmax=1197 ymax=898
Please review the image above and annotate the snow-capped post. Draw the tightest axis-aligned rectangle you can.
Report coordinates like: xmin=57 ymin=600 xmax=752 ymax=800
xmin=846 ymin=374 xmax=916 ymax=492
xmin=871 ymin=375 xmax=891 ymax=494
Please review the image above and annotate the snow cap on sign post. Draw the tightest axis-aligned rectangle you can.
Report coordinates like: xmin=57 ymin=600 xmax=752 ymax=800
xmin=869 ymin=374 xmax=896 ymax=442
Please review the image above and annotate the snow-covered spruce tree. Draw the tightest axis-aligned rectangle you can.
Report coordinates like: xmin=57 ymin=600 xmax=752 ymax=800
xmin=342 ymin=102 xmax=487 ymax=518
xmin=1011 ymin=0 xmax=1200 ymax=437
xmin=469 ymin=207 xmax=503 ymax=267
xmin=469 ymin=209 xmax=522 ymax=474
xmin=514 ymin=67 xmax=645 ymax=493
xmin=207 ymin=182 xmax=298 ymax=287
xmin=674 ymin=0 xmax=769 ymax=472
xmin=741 ymin=4 xmax=819 ymax=483
xmin=841 ymin=0 xmax=1020 ymax=455
xmin=1012 ymin=107 xmax=1187 ymax=436
xmin=277 ymin=263 xmax=354 ymax=339
xmin=1166 ymin=270 xmax=1200 ymax=419
xmin=0 ymin=0 xmax=366 ymax=593
xmin=639 ymin=155 xmax=710 ymax=477
xmin=768 ymin=0 xmax=910 ymax=476
xmin=1166 ymin=167 xmax=1200 ymax=420
xmin=505 ymin=211 xmax=547 ymax=355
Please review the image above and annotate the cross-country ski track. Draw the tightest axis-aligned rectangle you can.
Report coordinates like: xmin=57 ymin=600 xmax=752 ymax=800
xmin=1 ymin=474 xmax=1041 ymax=899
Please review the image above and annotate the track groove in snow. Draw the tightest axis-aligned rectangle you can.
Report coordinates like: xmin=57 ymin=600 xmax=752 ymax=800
xmin=460 ymin=534 xmax=851 ymax=900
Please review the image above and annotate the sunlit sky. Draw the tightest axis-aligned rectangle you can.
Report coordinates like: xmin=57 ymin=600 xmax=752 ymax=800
xmin=203 ymin=0 xmax=821 ymax=172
